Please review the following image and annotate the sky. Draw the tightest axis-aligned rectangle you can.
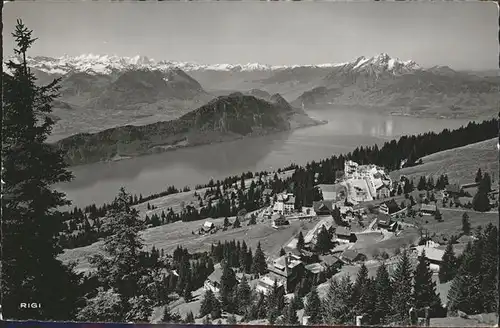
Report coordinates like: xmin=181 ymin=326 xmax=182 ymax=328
xmin=3 ymin=1 xmax=499 ymax=71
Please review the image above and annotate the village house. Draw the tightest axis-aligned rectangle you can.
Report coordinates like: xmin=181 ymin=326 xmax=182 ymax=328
xmin=420 ymin=204 xmax=437 ymax=216
xmin=376 ymin=184 xmax=391 ymax=199
xmin=340 ymin=249 xmax=367 ymax=264
xmin=330 ymin=243 xmax=351 ymax=255
xmin=377 ymin=214 xmax=398 ymax=232
xmin=413 ymin=245 xmax=445 ymax=272
xmin=312 ymin=200 xmax=335 ymax=216
xmin=304 ymin=263 xmax=326 ymax=282
xmin=321 ymin=254 xmax=344 ymax=271
xmin=334 ymin=226 xmax=357 ymax=243
xmin=204 ymin=263 xmax=223 ymax=294
xmin=267 ymin=254 xmax=305 ymax=292
xmin=444 ymin=184 xmax=462 ymax=198
xmin=272 ymin=193 xmax=295 ymax=215
xmin=379 ymin=199 xmax=402 ymax=216
xmin=255 ymin=275 xmax=285 ymax=295
xmin=200 ymin=220 xmax=216 ymax=234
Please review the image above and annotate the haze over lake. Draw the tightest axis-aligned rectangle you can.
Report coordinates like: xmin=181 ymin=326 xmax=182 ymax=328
xmin=59 ymin=108 xmax=480 ymax=207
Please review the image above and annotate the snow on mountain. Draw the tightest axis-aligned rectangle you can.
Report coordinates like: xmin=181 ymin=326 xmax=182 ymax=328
xmin=339 ymin=53 xmax=420 ymax=76
xmin=6 ymin=53 xmax=419 ymax=76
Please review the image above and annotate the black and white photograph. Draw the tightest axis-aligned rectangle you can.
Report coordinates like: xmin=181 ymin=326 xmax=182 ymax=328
xmin=2 ymin=1 xmax=499 ymax=326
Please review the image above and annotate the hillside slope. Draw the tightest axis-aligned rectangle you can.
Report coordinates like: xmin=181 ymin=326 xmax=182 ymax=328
xmin=56 ymin=93 xmax=323 ymax=166
xmin=390 ymin=138 xmax=498 ymax=185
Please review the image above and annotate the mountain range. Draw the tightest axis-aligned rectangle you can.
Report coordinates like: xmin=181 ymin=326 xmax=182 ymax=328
xmin=56 ymin=93 xmax=323 ymax=166
xmin=5 ymin=53 xmax=498 ymax=142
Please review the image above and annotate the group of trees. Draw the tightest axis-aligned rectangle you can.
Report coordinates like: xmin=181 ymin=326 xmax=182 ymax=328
xmin=344 ymin=119 xmax=498 ymax=171
xmin=446 ymin=223 xmax=498 ymax=314
xmin=319 ymin=249 xmax=443 ymax=326
xmin=210 ymin=240 xmax=267 ymax=276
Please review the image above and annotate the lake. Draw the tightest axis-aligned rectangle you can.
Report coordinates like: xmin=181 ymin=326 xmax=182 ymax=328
xmin=58 ymin=108 xmax=478 ymax=207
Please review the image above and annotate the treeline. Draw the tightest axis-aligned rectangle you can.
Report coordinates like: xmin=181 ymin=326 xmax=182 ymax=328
xmin=345 ymin=118 xmax=498 ymax=171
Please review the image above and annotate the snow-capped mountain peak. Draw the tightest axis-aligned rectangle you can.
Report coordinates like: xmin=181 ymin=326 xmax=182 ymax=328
xmin=349 ymin=53 xmax=420 ymax=74
xmin=4 ymin=53 xmax=420 ymax=77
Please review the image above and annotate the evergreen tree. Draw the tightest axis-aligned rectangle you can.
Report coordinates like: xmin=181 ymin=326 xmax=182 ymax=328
xmin=461 ymin=212 xmax=471 ymax=235
xmin=297 ymin=231 xmax=305 ymax=250
xmin=233 ymin=217 xmax=241 ymax=228
xmin=227 ymin=314 xmax=238 ymax=324
xmin=185 ymin=311 xmax=195 ymax=323
xmin=200 ymin=289 xmax=220 ymax=317
xmin=417 ymin=176 xmax=427 ymax=191
xmin=475 ymin=168 xmax=483 ymax=183
xmin=220 ymin=260 xmax=237 ymax=312
xmin=236 ymin=275 xmax=252 ymax=314
xmin=183 ymin=282 xmax=193 ymax=302
xmin=280 ymin=247 xmax=286 ymax=256
xmin=374 ymin=263 xmax=393 ymax=324
xmin=323 ymin=275 xmax=353 ymax=325
xmin=76 ymin=288 xmax=124 ymax=322
xmin=472 ymin=190 xmax=491 ymax=212
xmin=305 ymin=286 xmax=322 ymax=324
xmin=283 ymin=302 xmax=299 ymax=325
xmin=2 ymin=20 xmax=83 ymax=320
xmin=481 ymin=173 xmax=492 ymax=193
xmin=252 ymin=242 xmax=267 ymax=275
xmin=390 ymin=249 xmax=413 ymax=324
xmin=439 ymin=240 xmax=457 ymax=283
xmin=125 ymin=295 xmax=154 ymax=323
xmin=315 ymin=226 xmax=332 ymax=254
xmin=412 ymin=251 xmax=442 ymax=316
xmin=293 ymin=285 xmax=304 ymax=310
xmin=352 ymin=264 xmax=376 ymax=324
xmin=89 ymin=188 xmax=148 ymax=301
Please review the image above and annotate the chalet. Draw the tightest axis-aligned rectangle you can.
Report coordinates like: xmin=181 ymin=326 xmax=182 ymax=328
xmin=445 ymin=184 xmax=462 ymax=198
xmin=376 ymin=184 xmax=391 ymax=199
xmin=201 ymin=221 xmax=215 ymax=233
xmin=334 ymin=226 xmax=357 ymax=243
xmin=273 ymin=193 xmax=295 ymax=215
xmin=321 ymin=254 xmax=344 ymax=271
xmin=304 ymin=263 xmax=326 ymax=281
xmin=341 ymin=249 xmax=367 ymax=264
xmin=414 ymin=246 xmax=445 ymax=272
xmin=455 ymin=235 xmax=476 ymax=245
xmin=204 ymin=264 xmax=223 ymax=293
xmin=331 ymin=243 xmax=351 ymax=254
xmin=377 ymin=214 xmax=398 ymax=232
xmin=312 ymin=200 xmax=334 ymax=216
xmin=420 ymin=204 xmax=437 ymax=216
xmin=255 ymin=275 xmax=285 ymax=295
xmin=268 ymin=254 xmax=305 ymax=292
xmin=379 ymin=199 xmax=401 ymax=216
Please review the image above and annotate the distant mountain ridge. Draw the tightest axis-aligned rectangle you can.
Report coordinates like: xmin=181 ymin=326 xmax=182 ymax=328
xmin=55 ymin=93 xmax=324 ymax=166
xmin=4 ymin=54 xmax=351 ymax=76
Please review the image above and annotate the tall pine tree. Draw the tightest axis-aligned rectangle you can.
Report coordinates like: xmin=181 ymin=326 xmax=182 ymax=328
xmin=412 ymin=251 xmax=442 ymax=317
xmin=374 ymin=263 xmax=393 ymax=324
xmin=2 ymin=20 xmax=83 ymax=320
xmin=439 ymin=240 xmax=457 ymax=283
xmin=390 ymin=249 xmax=413 ymax=325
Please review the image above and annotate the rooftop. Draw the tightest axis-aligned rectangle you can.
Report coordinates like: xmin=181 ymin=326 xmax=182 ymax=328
xmin=304 ymin=263 xmax=325 ymax=274
xmin=421 ymin=204 xmax=437 ymax=211
xmin=415 ymin=246 xmax=445 ymax=262
xmin=335 ymin=226 xmax=352 ymax=237
xmin=207 ymin=263 xmax=223 ymax=282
